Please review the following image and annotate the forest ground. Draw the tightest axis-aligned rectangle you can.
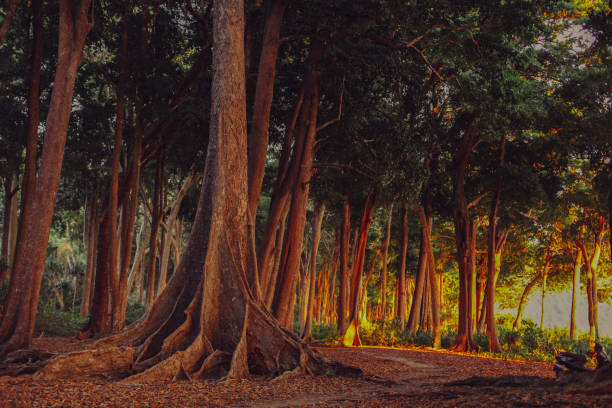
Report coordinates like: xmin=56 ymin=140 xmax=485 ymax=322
xmin=0 ymin=337 xmax=609 ymax=407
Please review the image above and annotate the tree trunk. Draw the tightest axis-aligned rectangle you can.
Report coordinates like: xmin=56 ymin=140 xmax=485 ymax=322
xmin=513 ymin=237 xmax=553 ymax=331
xmin=0 ymin=177 xmax=17 ymax=284
xmin=247 ymin=0 xmax=287 ymax=219
xmin=257 ymin=88 xmax=305 ymax=295
xmin=80 ymin=197 xmax=98 ymax=317
xmin=35 ymin=2 xmax=360 ymax=381
xmin=272 ymin=63 xmax=321 ymax=328
xmin=395 ymin=204 xmax=409 ymax=328
xmin=146 ymin=157 xmax=164 ymax=308
xmin=14 ymin=0 xmax=43 ymax=275
xmin=157 ymin=174 xmax=197 ymax=295
xmin=303 ymin=203 xmax=325 ymax=341
xmin=381 ymin=203 xmax=393 ymax=320
xmin=343 ymin=187 xmax=379 ymax=347
xmin=265 ymin=200 xmax=289 ymax=309
xmin=569 ymin=246 xmax=582 ymax=340
xmin=0 ymin=0 xmax=93 ymax=354
xmin=337 ymin=196 xmax=351 ymax=336
xmin=408 ymin=220 xmax=427 ymax=334
xmin=484 ymin=135 xmax=505 ymax=353
xmin=451 ymin=119 xmax=478 ymax=352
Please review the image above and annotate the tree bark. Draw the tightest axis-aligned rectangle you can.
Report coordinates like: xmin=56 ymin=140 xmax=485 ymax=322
xmin=80 ymin=197 xmax=98 ymax=317
xmin=451 ymin=118 xmax=478 ymax=352
xmin=14 ymin=0 xmax=43 ymax=274
xmin=272 ymin=43 xmax=323 ymax=329
xmin=397 ymin=204 xmax=409 ymax=328
xmin=569 ymin=246 xmax=582 ymax=340
xmin=343 ymin=187 xmax=378 ymax=347
xmin=337 ymin=195 xmax=351 ymax=336
xmin=303 ymin=202 xmax=325 ymax=341
xmin=146 ymin=157 xmax=164 ymax=308
xmin=257 ymin=87 xmax=305 ymax=296
xmin=0 ymin=0 xmax=93 ymax=354
xmin=381 ymin=203 xmax=393 ymax=320
xmin=247 ymin=0 xmax=287 ymax=219
xmin=485 ymin=135 xmax=505 ymax=353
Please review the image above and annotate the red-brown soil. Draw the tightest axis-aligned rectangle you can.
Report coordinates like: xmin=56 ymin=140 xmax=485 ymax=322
xmin=0 ymin=337 xmax=609 ymax=407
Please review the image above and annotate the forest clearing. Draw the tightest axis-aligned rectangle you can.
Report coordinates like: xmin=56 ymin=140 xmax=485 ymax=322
xmin=0 ymin=0 xmax=611 ymax=406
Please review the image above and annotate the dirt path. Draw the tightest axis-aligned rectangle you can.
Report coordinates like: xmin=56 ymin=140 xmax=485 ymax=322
xmin=0 ymin=339 xmax=609 ymax=407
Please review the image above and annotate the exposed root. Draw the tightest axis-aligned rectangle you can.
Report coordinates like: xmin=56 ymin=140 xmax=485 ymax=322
xmin=0 ymin=349 xmax=56 ymax=376
xmin=34 ymin=347 xmax=135 ymax=380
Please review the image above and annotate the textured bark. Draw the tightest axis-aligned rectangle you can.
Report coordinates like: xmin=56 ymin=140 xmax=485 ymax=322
xmin=337 ymin=196 xmax=351 ymax=336
xmin=32 ymin=1 xmax=360 ymax=381
xmin=247 ymin=0 xmax=287 ymax=219
xmin=0 ymin=0 xmax=93 ymax=354
xmin=303 ymin=203 xmax=325 ymax=341
xmin=381 ymin=203 xmax=393 ymax=319
xmin=451 ymin=119 xmax=478 ymax=352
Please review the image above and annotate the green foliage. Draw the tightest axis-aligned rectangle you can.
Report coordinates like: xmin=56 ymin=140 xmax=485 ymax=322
xmin=125 ymin=302 xmax=146 ymax=326
xmin=34 ymin=304 xmax=88 ymax=338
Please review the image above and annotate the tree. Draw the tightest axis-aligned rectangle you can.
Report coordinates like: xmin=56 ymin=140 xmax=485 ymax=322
xmin=34 ymin=0 xmax=359 ymax=381
xmin=0 ymin=0 xmax=93 ymax=355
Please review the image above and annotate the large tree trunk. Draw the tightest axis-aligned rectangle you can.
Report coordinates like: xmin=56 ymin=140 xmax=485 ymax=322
xmin=381 ymin=203 xmax=393 ymax=320
xmin=451 ymin=119 xmax=478 ymax=352
xmin=337 ymin=196 xmax=351 ymax=336
xmin=302 ymin=203 xmax=325 ymax=341
xmin=247 ymin=0 xmax=287 ymax=219
xmin=569 ymin=246 xmax=582 ymax=340
xmin=33 ymin=1 xmax=359 ymax=381
xmin=0 ymin=0 xmax=93 ymax=354
xmin=343 ymin=187 xmax=378 ymax=347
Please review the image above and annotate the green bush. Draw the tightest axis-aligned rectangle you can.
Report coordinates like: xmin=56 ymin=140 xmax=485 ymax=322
xmin=34 ymin=303 xmax=88 ymax=337
xmin=125 ymin=302 xmax=146 ymax=326
xmin=312 ymin=316 xmax=612 ymax=364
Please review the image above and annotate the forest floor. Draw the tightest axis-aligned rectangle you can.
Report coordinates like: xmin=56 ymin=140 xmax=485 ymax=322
xmin=0 ymin=337 xmax=609 ymax=407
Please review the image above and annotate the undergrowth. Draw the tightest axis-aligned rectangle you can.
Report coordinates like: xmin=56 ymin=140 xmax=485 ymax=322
xmin=312 ymin=318 xmax=612 ymax=364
